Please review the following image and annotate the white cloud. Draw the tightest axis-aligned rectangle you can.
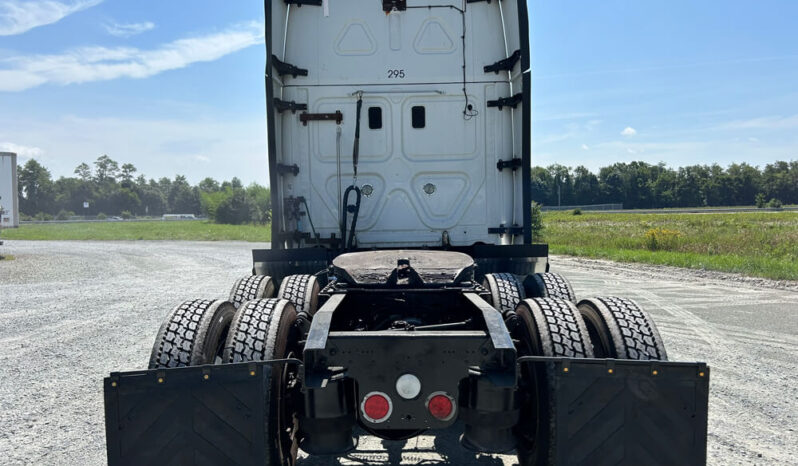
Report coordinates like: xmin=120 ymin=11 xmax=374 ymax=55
xmin=0 ymin=142 xmax=44 ymax=160
xmin=620 ymin=126 xmax=637 ymax=137
xmin=0 ymin=0 xmax=101 ymax=36
xmin=0 ymin=21 xmax=264 ymax=91
xmin=581 ymin=144 xmax=589 ymax=151
xmin=104 ymin=21 xmax=154 ymax=38
xmin=193 ymin=155 xmax=210 ymax=163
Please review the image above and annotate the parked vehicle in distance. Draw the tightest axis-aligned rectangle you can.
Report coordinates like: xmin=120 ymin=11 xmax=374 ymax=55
xmin=161 ymin=214 xmax=197 ymax=221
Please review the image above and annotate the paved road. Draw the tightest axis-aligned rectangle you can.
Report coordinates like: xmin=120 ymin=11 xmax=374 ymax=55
xmin=0 ymin=241 xmax=795 ymax=465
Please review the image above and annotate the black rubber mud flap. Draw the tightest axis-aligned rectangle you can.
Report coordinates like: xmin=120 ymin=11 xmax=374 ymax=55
xmin=104 ymin=363 xmax=270 ymax=466
xmin=518 ymin=356 xmax=709 ymax=465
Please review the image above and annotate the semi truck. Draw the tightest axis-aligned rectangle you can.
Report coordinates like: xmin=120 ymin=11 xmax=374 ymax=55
xmin=103 ymin=1 xmax=709 ymax=464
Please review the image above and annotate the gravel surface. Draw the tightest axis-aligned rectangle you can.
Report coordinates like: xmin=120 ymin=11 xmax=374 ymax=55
xmin=0 ymin=241 xmax=796 ymax=465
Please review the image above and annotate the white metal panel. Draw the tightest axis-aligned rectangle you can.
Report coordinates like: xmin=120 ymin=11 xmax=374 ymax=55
xmin=268 ymin=1 xmax=526 ymax=248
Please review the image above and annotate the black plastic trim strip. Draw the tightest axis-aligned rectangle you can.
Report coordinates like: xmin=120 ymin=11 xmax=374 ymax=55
xmin=517 ymin=0 xmax=532 ymax=244
xmin=264 ymin=0 xmax=282 ymax=248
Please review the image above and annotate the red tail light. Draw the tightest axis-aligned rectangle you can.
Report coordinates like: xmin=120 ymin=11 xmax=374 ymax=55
xmin=427 ymin=392 xmax=455 ymax=421
xmin=361 ymin=391 xmax=392 ymax=423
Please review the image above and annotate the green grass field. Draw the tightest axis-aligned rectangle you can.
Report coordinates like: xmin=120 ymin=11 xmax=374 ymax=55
xmin=542 ymin=211 xmax=798 ymax=280
xmin=3 ymin=212 xmax=797 ymax=280
xmin=0 ymin=221 xmax=271 ymax=242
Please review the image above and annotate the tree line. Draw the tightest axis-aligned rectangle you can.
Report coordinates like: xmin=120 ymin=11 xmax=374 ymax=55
xmin=531 ymin=160 xmax=797 ymax=209
xmin=16 ymin=155 xmax=270 ymax=224
xmin=15 ymin=156 xmax=797 ymax=223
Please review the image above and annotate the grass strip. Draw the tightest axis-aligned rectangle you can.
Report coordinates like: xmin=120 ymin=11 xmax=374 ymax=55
xmin=543 ymin=211 xmax=798 ymax=280
xmin=1 ymin=221 xmax=272 ymax=242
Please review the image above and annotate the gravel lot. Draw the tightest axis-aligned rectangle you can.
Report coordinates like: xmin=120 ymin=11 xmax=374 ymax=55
xmin=0 ymin=241 xmax=796 ymax=465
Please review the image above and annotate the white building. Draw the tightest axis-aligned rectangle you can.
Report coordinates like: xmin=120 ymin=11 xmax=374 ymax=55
xmin=0 ymin=152 xmax=19 ymax=228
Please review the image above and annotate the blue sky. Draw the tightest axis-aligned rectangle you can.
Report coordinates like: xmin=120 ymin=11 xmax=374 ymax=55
xmin=1 ymin=1 xmax=796 ymax=185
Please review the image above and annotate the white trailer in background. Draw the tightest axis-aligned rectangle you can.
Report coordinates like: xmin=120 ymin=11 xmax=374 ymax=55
xmin=0 ymin=152 xmax=19 ymax=229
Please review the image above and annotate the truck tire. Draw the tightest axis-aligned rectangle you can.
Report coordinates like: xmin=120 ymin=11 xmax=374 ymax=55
xmin=513 ymin=298 xmax=594 ymax=466
xmin=526 ymin=272 xmax=576 ymax=303
xmin=577 ymin=297 xmax=668 ymax=360
xmin=223 ymin=298 xmax=300 ymax=466
xmin=278 ymin=274 xmax=320 ymax=316
xmin=515 ymin=297 xmax=593 ymax=359
xmin=148 ymin=299 xmax=236 ymax=369
xmin=483 ymin=273 xmax=526 ymax=313
xmin=229 ymin=274 xmax=275 ymax=308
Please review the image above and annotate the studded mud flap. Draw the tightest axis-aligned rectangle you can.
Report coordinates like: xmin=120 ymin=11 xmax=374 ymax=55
xmin=518 ymin=356 xmax=710 ymax=466
xmin=104 ymin=362 xmax=275 ymax=466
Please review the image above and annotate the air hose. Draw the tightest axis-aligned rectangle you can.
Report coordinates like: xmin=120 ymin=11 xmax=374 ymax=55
xmin=341 ymin=185 xmax=361 ymax=250
xmin=340 ymin=92 xmax=363 ymax=250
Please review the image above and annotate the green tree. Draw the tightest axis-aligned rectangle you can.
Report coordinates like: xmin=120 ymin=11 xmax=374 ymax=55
xmin=74 ymin=163 xmax=92 ymax=182
xmin=120 ymin=163 xmax=137 ymax=183
xmin=215 ymin=189 xmax=255 ymax=224
xmin=198 ymin=177 xmax=221 ymax=193
xmin=93 ymin=155 xmax=119 ymax=183
xmin=246 ymin=183 xmax=271 ymax=224
xmin=530 ymin=166 xmax=553 ymax=205
xmin=572 ymin=165 xmax=599 ymax=205
xmin=169 ymin=175 xmax=201 ymax=214
xmin=18 ymin=159 xmax=54 ymax=214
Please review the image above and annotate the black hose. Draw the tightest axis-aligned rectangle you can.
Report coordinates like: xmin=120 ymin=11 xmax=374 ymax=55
xmin=352 ymin=95 xmax=363 ymax=178
xmin=340 ymin=93 xmax=364 ymax=250
xmin=341 ymin=185 xmax=361 ymax=250
xmin=299 ymin=197 xmax=320 ymax=246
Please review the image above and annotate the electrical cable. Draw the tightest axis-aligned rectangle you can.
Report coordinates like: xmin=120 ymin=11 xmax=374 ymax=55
xmin=299 ymin=197 xmax=320 ymax=246
xmin=407 ymin=2 xmax=477 ymax=120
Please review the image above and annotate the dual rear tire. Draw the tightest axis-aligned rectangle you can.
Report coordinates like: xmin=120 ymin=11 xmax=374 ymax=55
xmin=486 ymin=272 xmax=669 ymax=465
xmin=148 ymin=273 xmax=320 ymax=465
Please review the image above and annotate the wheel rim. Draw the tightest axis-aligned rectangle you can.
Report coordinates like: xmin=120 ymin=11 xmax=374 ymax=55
xmin=275 ymin=318 xmax=301 ymax=465
xmin=511 ymin=303 xmax=548 ymax=463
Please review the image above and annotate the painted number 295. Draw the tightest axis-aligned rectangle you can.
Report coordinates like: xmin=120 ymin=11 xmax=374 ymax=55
xmin=387 ymin=69 xmax=406 ymax=78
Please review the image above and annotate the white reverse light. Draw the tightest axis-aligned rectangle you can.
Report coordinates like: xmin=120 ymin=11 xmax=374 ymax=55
xmin=395 ymin=373 xmax=422 ymax=399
